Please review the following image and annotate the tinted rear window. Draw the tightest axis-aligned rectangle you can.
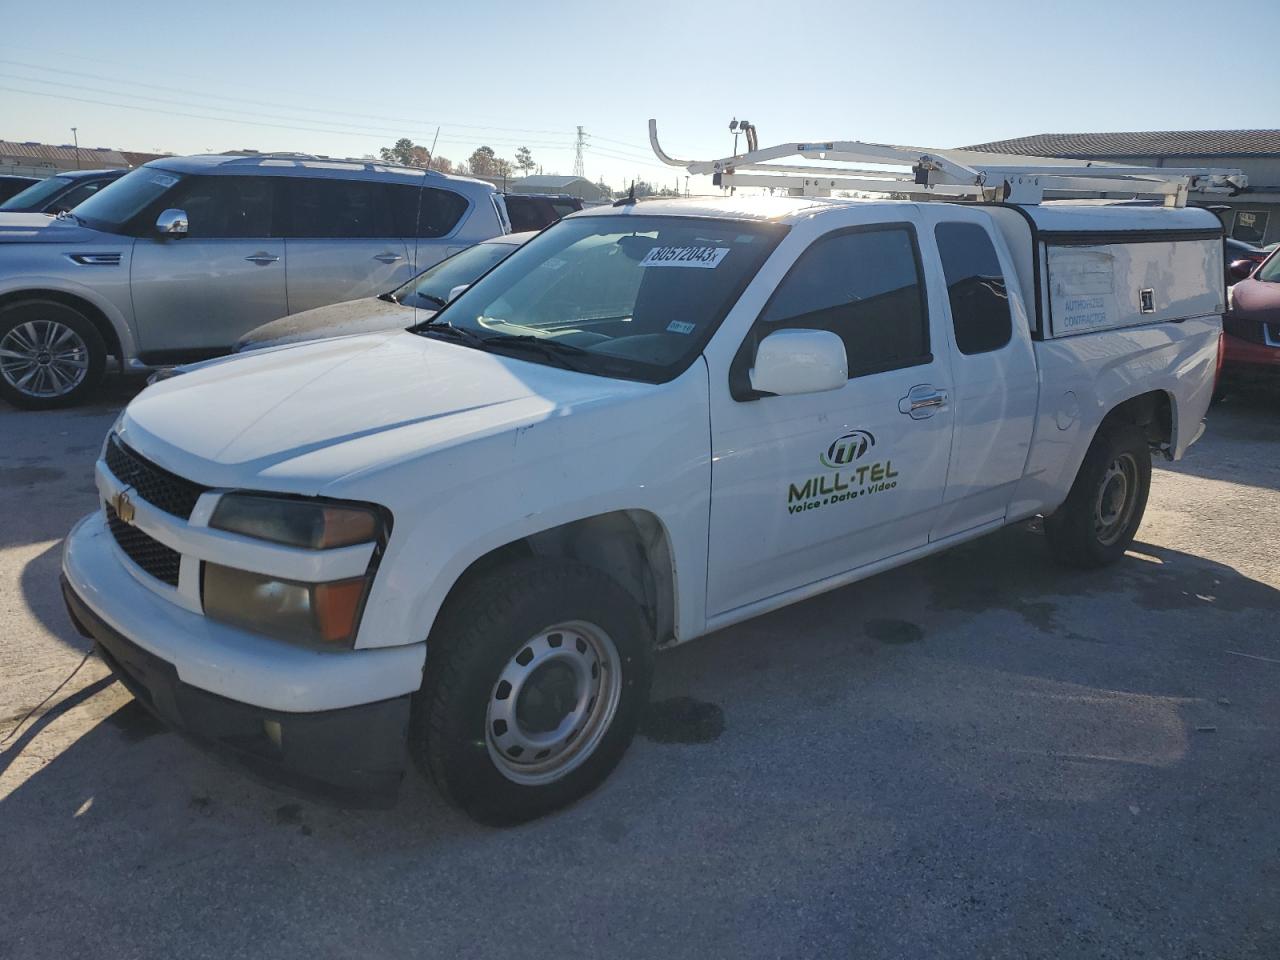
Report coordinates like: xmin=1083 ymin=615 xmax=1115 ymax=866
xmin=934 ymin=222 xmax=1012 ymax=354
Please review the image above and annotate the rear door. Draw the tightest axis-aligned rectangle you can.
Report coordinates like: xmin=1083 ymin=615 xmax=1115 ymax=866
xmin=705 ymin=213 xmax=956 ymax=617
xmin=281 ymin=177 xmax=412 ymax=314
xmin=130 ymin=174 xmax=287 ymax=358
xmin=918 ymin=208 xmax=1037 ymax=540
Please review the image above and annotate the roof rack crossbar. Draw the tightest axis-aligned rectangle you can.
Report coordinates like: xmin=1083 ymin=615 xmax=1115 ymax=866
xmin=648 ymin=120 xmax=1247 ymax=206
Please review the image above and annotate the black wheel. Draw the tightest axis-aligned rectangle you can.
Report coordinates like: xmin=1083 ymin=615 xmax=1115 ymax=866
xmin=412 ymin=558 xmax=654 ymax=825
xmin=1045 ymin=422 xmax=1152 ymax=568
xmin=0 ymin=300 xmax=106 ymax=409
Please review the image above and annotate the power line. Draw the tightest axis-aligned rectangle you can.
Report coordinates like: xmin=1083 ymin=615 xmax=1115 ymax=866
xmin=0 ymin=85 xmax=578 ymax=157
xmin=0 ymin=73 xmax=575 ymax=149
xmin=0 ymin=56 xmax=577 ymax=139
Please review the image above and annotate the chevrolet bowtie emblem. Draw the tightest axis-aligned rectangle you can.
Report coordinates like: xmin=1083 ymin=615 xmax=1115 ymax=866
xmin=111 ymin=489 xmax=136 ymax=524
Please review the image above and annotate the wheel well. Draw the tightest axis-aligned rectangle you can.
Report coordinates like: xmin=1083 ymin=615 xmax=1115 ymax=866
xmin=0 ymin=289 xmax=123 ymax=362
xmin=442 ymin=511 xmax=677 ymax=648
xmin=1101 ymin=390 xmax=1173 ymax=454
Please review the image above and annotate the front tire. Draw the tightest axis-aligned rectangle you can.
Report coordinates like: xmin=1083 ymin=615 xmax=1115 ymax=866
xmin=1045 ymin=422 xmax=1152 ymax=568
xmin=412 ymin=559 xmax=654 ymax=825
xmin=0 ymin=300 xmax=106 ymax=410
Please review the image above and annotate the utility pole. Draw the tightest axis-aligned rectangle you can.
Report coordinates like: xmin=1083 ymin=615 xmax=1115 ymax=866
xmin=71 ymin=127 xmax=79 ymax=169
xmin=573 ymin=126 xmax=587 ymax=180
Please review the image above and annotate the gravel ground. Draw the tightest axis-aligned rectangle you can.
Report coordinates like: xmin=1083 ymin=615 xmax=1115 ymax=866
xmin=1 ymin=377 xmax=1277 ymax=960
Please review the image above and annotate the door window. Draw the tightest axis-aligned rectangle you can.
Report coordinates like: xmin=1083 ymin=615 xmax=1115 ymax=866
xmin=164 ymin=175 xmax=275 ymax=238
xmin=758 ymin=226 xmax=930 ymax=378
xmin=934 ymin=222 xmax=1012 ymax=355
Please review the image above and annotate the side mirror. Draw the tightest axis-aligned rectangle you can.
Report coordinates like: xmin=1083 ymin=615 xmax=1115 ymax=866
xmin=750 ymin=329 xmax=848 ymax=396
xmin=155 ymin=208 xmax=188 ymax=236
xmin=447 ymin=283 xmax=470 ymax=302
xmin=1228 ymin=259 xmax=1255 ymax=283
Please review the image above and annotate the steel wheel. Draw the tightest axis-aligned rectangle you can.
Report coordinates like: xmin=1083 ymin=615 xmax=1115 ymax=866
xmin=1094 ymin=452 xmax=1140 ymax=547
xmin=0 ymin=318 xmax=90 ymax=399
xmin=486 ymin=620 xmax=623 ymax=786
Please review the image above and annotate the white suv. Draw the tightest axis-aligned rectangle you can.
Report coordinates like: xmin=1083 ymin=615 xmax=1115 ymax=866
xmin=0 ymin=154 xmax=509 ymax=408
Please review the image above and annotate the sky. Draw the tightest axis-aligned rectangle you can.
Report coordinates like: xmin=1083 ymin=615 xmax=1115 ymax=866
xmin=1 ymin=0 xmax=1277 ymax=193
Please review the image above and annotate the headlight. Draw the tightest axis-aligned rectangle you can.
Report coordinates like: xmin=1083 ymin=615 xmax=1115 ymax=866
xmin=203 ymin=494 xmax=390 ymax=647
xmin=202 ymin=564 xmax=370 ymax=647
xmin=210 ymin=494 xmax=382 ymax=549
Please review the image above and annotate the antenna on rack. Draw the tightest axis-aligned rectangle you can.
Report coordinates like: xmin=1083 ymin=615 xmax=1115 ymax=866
xmin=647 ymin=119 xmax=1247 ymax=207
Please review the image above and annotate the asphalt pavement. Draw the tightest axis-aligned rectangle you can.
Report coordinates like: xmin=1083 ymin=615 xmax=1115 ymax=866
xmin=1 ymin=377 xmax=1277 ymax=960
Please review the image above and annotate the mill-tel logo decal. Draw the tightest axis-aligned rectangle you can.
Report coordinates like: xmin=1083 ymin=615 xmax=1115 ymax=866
xmin=786 ymin=429 xmax=900 ymax=516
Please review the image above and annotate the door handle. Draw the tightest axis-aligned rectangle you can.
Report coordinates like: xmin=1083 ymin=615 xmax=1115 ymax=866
xmin=244 ymin=252 xmax=280 ymax=265
xmin=898 ymin=384 xmax=948 ymax=420
xmin=373 ymin=252 xmax=404 ymax=264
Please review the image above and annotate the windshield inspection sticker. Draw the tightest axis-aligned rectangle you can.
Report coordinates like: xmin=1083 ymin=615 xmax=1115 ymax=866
xmin=640 ymin=246 xmax=729 ymax=268
xmin=666 ymin=320 xmax=696 ymax=335
xmin=150 ymin=174 xmax=179 ymax=188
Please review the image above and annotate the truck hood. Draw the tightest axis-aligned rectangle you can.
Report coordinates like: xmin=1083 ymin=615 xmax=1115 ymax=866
xmin=119 ymin=330 xmax=651 ymax=492
xmin=0 ymin=212 xmax=111 ymax=244
xmin=234 ymin=297 xmax=427 ymax=352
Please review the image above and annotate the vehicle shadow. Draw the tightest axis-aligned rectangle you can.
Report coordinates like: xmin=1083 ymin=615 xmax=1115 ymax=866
xmin=1163 ymin=387 xmax=1280 ymax=489
xmin=3 ymin=522 xmax=1278 ymax=956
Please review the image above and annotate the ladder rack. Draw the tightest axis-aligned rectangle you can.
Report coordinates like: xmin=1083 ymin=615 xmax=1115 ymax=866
xmin=648 ymin=120 xmax=1247 ymax=207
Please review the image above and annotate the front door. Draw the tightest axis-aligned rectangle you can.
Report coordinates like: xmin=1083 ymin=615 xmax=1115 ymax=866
xmin=130 ymin=174 xmax=286 ymax=358
xmin=706 ymin=220 xmax=955 ymax=618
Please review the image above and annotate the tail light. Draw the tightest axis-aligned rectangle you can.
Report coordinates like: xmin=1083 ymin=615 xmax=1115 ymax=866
xmin=1214 ymin=327 xmax=1225 ymax=387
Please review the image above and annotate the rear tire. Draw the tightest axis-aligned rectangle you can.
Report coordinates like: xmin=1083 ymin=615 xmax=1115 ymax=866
xmin=1045 ymin=422 xmax=1152 ymax=568
xmin=0 ymin=300 xmax=106 ymax=410
xmin=412 ymin=558 xmax=654 ymax=825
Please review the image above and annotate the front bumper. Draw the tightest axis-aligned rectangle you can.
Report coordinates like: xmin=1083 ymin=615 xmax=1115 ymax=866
xmin=62 ymin=511 xmax=427 ymax=805
xmin=1222 ymin=332 xmax=1280 ymax=376
xmin=63 ymin=576 xmax=410 ymax=806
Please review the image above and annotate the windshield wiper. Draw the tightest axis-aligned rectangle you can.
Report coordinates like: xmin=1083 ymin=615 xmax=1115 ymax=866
xmin=479 ymin=335 xmax=594 ymax=371
xmin=414 ymin=291 xmax=447 ymax=308
xmin=414 ymin=322 xmax=489 ymax=348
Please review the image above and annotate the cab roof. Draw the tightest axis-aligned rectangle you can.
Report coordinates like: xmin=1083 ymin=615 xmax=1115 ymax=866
xmin=572 ymin=194 xmax=1224 ymax=235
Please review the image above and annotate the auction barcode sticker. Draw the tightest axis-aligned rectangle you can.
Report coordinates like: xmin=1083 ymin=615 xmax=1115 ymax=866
xmin=639 ymin=246 xmax=729 ymax=268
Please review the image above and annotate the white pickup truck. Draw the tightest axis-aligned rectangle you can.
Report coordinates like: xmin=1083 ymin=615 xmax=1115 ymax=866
xmin=62 ymin=184 xmax=1226 ymax=822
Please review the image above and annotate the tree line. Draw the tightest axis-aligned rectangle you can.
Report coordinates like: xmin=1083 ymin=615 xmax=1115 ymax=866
xmin=377 ymin=138 xmax=535 ymax=182
xmin=377 ymin=137 xmax=684 ymax=200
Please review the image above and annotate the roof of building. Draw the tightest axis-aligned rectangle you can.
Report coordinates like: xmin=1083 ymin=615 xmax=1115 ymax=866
xmin=512 ymin=175 xmax=592 ymax=188
xmin=0 ymin=140 xmax=130 ymax=167
xmin=962 ymin=130 xmax=1280 ymax=159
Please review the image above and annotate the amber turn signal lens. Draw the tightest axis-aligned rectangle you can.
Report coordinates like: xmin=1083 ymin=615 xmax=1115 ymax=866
xmin=321 ymin=507 xmax=379 ymax=549
xmin=313 ymin=577 xmax=369 ymax=644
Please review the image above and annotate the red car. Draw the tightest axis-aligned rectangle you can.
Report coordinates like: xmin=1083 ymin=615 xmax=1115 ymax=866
xmin=1223 ymin=249 xmax=1280 ymax=385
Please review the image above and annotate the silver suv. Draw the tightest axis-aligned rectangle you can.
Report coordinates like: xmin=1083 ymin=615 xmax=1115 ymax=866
xmin=0 ymin=154 xmax=510 ymax=409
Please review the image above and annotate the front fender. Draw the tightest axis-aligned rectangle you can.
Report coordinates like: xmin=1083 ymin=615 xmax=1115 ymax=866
xmin=0 ymin=271 xmax=139 ymax=360
xmin=338 ymin=362 xmax=714 ymax=653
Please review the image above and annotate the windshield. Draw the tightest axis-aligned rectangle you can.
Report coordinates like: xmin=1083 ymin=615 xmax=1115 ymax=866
xmin=418 ymin=214 xmax=785 ymax=382
xmin=0 ymin=176 xmax=72 ymax=211
xmin=1255 ymin=250 xmax=1280 ymax=283
xmin=392 ymin=241 xmax=520 ymax=307
xmin=72 ymin=166 xmax=183 ymax=233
